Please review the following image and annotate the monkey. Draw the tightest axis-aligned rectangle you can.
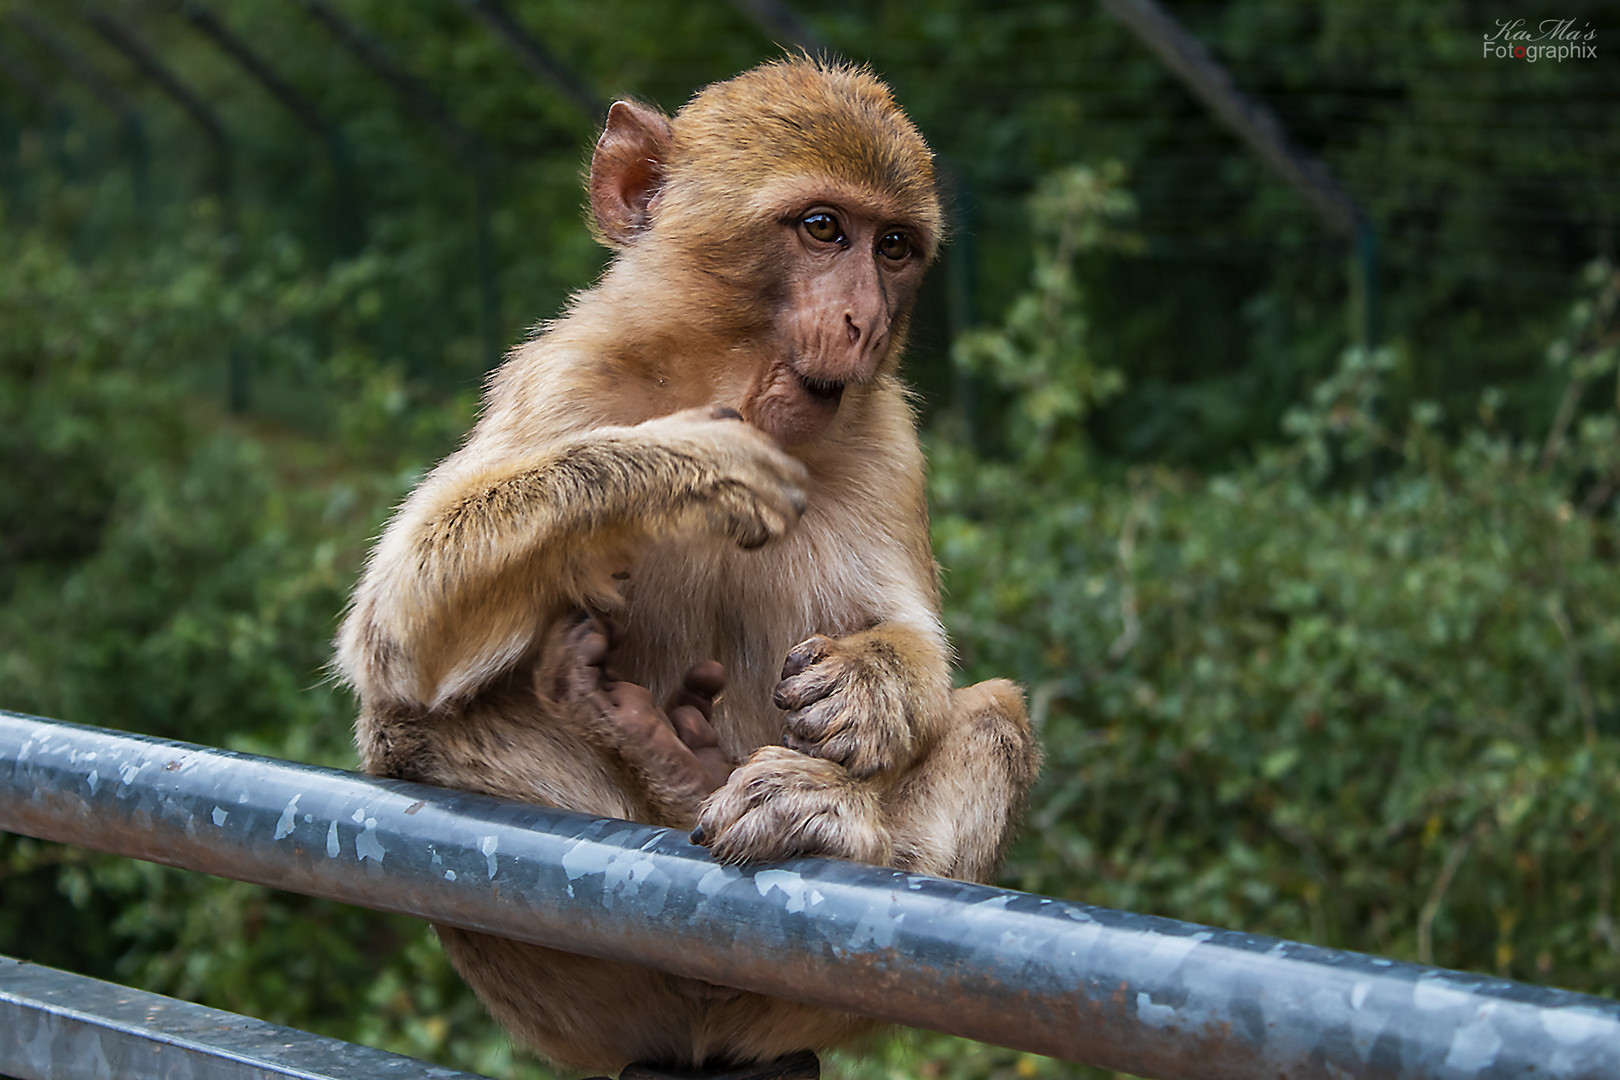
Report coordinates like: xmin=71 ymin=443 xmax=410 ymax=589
xmin=335 ymin=57 xmax=1040 ymax=1074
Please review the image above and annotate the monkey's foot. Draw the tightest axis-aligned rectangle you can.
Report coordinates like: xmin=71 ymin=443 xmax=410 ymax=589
xmin=537 ymin=609 xmax=616 ymax=705
xmin=599 ymin=662 xmax=733 ymax=810
xmin=691 ymin=746 xmax=890 ymax=865
xmin=543 ymin=611 xmax=732 ymax=824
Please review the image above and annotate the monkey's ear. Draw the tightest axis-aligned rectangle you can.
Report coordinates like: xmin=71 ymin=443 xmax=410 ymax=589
xmin=590 ymin=100 xmax=674 ymax=246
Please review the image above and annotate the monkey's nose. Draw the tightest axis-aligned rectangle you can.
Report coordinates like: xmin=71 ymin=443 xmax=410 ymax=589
xmin=844 ymin=313 xmax=862 ymax=344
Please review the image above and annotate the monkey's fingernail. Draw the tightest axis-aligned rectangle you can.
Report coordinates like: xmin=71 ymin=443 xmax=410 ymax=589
xmin=788 ymin=487 xmax=808 ymax=515
xmin=689 ymin=825 xmax=708 ymax=845
xmin=781 ymin=651 xmax=812 ymax=680
xmin=713 ymin=406 xmax=743 ymax=421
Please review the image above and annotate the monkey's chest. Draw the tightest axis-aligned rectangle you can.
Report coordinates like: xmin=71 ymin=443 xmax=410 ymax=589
xmin=610 ymin=533 xmax=856 ymax=756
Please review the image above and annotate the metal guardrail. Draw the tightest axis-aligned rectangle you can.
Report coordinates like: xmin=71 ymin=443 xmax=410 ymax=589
xmin=0 ymin=954 xmax=487 ymax=1080
xmin=2 ymin=709 xmax=1619 ymax=1080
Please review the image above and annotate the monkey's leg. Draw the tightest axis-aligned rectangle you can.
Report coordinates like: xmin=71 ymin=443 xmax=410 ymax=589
xmin=675 ymin=685 xmax=1037 ymax=1073
xmin=696 ymin=677 xmax=1036 ymax=879
xmin=591 ymin=674 xmax=733 ymax=828
xmin=434 ymin=928 xmax=708 ymax=1073
xmin=544 ymin=611 xmax=734 ymax=828
xmin=883 ymin=678 xmax=1040 ymax=882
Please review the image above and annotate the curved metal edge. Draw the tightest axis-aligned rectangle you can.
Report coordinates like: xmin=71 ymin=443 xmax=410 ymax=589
xmin=0 ymin=954 xmax=489 ymax=1080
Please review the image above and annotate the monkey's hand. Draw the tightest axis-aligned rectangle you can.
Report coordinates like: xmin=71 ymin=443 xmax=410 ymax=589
xmin=771 ymin=631 xmax=925 ymax=780
xmin=691 ymin=746 xmax=891 ymax=865
xmin=638 ymin=406 xmax=810 ymax=550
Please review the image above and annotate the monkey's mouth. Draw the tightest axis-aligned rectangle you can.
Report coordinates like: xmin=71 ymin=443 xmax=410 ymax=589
xmin=796 ymin=373 xmax=846 ymax=406
xmin=761 ymin=363 xmax=850 ymax=446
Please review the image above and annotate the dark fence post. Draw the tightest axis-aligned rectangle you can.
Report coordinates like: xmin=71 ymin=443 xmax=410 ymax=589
xmin=0 ymin=38 xmax=75 ymax=190
xmin=1100 ymin=0 xmax=1380 ymax=348
xmin=182 ymin=2 xmax=363 ymax=257
xmin=301 ymin=0 xmax=502 ymax=370
xmin=86 ymin=12 xmax=248 ymax=412
xmin=86 ymin=13 xmax=230 ymax=207
xmin=456 ymin=0 xmax=603 ymax=121
xmin=11 ymin=11 xmax=149 ymax=213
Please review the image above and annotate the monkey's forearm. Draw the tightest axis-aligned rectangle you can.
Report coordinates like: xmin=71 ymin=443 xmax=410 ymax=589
xmin=340 ymin=413 xmax=806 ymax=710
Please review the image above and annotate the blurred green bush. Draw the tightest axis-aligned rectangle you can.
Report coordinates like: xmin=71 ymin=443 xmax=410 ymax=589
xmin=0 ymin=214 xmax=553 ymax=1077
xmin=889 ymin=171 xmax=1620 ymax=1078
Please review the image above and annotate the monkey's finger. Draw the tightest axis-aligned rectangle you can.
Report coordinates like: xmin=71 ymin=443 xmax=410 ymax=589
xmin=555 ymin=612 xmax=615 ymax=691
xmin=559 ymin=610 xmax=607 ymax=655
xmin=665 ymin=725 xmax=733 ymax=804
xmin=664 ymin=404 xmax=743 ymax=426
xmin=750 ymin=454 xmax=811 ymax=513
xmin=782 ymin=693 xmax=854 ymax=744
xmin=577 ymin=627 xmax=610 ymax=668
xmin=784 ymin=727 xmax=862 ymax=771
xmin=749 ymin=477 xmax=809 ymax=531
xmin=686 ymin=659 xmax=727 ymax=697
xmin=708 ymin=483 xmax=796 ymax=550
xmin=719 ymin=418 xmax=811 ymax=494
xmin=689 ymin=742 xmax=734 ymax=792
xmin=592 ymin=607 xmax=627 ymax=647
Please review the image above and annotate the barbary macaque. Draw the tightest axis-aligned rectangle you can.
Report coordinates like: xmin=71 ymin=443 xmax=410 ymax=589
xmin=337 ymin=57 xmax=1040 ymax=1073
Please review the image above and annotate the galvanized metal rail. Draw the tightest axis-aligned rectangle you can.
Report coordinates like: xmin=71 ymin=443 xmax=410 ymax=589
xmin=2 ymin=710 xmax=1619 ymax=1080
xmin=0 ymin=954 xmax=487 ymax=1080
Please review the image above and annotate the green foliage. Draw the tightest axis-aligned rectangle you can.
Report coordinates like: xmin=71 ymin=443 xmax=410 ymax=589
xmin=952 ymin=164 xmax=1134 ymax=465
xmin=0 ymin=221 xmax=556 ymax=1078
xmin=917 ymin=173 xmax=1620 ymax=1076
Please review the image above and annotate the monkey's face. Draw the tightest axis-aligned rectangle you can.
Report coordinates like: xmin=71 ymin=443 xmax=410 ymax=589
xmin=732 ymin=183 xmax=930 ymax=447
xmin=588 ymin=59 xmax=942 ymax=448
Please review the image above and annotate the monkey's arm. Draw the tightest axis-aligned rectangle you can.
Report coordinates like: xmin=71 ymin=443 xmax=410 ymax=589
xmin=771 ymin=438 xmax=955 ymax=781
xmin=337 ymin=409 xmax=806 ymax=712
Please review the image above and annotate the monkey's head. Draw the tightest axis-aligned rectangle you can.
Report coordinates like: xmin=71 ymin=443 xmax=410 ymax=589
xmin=589 ymin=58 xmax=943 ymax=448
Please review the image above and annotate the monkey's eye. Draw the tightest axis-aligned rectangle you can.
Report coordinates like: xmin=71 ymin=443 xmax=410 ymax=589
xmin=802 ymin=212 xmax=843 ymax=245
xmin=877 ymin=231 xmax=913 ymax=261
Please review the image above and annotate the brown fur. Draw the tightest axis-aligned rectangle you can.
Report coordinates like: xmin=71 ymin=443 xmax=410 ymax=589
xmin=336 ymin=58 xmax=1039 ymax=1073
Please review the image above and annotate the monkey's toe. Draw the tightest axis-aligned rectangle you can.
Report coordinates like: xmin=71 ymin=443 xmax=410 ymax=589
xmin=683 ymin=659 xmax=727 ymax=699
xmin=694 ymin=748 xmax=890 ymax=865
